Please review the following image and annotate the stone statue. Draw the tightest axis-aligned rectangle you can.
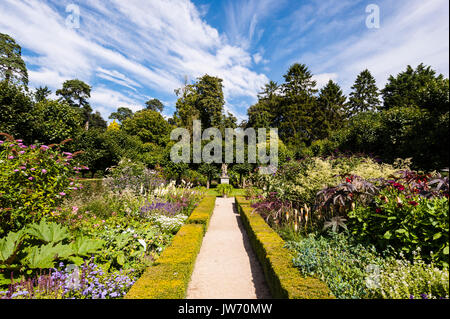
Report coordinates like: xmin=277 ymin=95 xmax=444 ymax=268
xmin=221 ymin=163 xmax=228 ymax=177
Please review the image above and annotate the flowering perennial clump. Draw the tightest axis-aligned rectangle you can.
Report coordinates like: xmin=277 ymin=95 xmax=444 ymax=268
xmin=0 ymin=259 xmax=135 ymax=299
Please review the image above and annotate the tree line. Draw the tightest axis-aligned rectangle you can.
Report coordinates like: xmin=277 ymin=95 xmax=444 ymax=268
xmin=1 ymin=32 xmax=448 ymax=183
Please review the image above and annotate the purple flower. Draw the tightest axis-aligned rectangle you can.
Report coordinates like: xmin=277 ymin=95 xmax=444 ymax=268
xmin=0 ymin=141 xmax=3 ymax=145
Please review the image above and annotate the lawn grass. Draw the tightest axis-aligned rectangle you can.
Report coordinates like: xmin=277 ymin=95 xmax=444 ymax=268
xmin=206 ymin=187 xmax=246 ymax=197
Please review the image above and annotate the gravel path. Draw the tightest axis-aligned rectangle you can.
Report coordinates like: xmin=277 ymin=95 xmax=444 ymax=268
xmin=186 ymin=197 xmax=271 ymax=299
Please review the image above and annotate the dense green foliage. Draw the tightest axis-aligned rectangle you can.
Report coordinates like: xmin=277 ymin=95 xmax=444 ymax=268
xmin=347 ymin=69 xmax=381 ymax=115
xmin=288 ymin=233 xmax=449 ymax=299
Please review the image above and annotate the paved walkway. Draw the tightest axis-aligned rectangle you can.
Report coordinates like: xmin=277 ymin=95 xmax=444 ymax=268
xmin=186 ymin=197 xmax=271 ymax=299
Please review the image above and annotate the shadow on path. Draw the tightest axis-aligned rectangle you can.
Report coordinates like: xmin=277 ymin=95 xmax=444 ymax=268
xmin=232 ymin=202 xmax=271 ymax=299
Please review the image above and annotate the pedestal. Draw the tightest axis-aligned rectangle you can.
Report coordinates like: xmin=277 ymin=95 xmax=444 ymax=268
xmin=220 ymin=176 xmax=230 ymax=184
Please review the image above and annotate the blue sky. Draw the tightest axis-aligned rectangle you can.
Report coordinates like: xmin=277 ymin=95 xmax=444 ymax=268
xmin=1 ymin=0 xmax=448 ymax=122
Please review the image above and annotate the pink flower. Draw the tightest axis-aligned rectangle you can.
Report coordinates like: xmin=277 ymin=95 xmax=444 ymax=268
xmin=20 ymin=166 xmax=26 ymax=170
xmin=40 ymin=145 xmax=49 ymax=150
xmin=41 ymin=169 xmax=47 ymax=174
xmin=30 ymin=145 xmax=36 ymax=149
xmin=0 ymin=141 xmax=3 ymax=145
xmin=14 ymin=169 xmax=19 ymax=172
xmin=30 ymin=168 xmax=36 ymax=171
xmin=59 ymin=192 xmax=66 ymax=196
xmin=28 ymin=177 xmax=33 ymax=181
xmin=19 ymin=151 xmax=25 ymax=154
xmin=16 ymin=140 xmax=23 ymax=143
xmin=8 ymin=156 xmax=14 ymax=159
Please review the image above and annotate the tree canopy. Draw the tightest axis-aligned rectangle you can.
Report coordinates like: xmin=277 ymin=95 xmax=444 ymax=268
xmin=0 ymin=33 xmax=28 ymax=86
xmin=347 ymin=69 xmax=381 ymax=115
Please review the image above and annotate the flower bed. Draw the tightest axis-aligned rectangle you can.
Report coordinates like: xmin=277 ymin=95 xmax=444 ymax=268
xmin=247 ymin=156 xmax=449 ymax=299
xmin=0 ymin=137 xmax=206 ymax=299
xmin=125 ymin=195 xmax=216 ymax=299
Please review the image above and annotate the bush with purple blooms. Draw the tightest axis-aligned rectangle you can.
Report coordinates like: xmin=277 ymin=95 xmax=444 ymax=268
xmin=103 ymin=158 xmax=166 ymax=195
xmin=0 ymin=134 xmax=86 ymax=234
xmin=0 ymin=259 xmax=136 ymax=299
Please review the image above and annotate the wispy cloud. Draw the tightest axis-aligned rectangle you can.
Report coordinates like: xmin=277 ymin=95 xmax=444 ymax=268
xmin=275 ymin=0 xmax=449 ymax=92
xmin=0 ymin=0 xmax=269 ymax=118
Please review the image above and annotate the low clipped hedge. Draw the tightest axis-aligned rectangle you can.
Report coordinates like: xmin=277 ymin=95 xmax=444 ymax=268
xmin=235 ymin=197 xmax=334 ymax=299
xmin=125 ymin=195 xmax=216 ymax=299
xmin=186 ymin=195 xmax=216 ymax=233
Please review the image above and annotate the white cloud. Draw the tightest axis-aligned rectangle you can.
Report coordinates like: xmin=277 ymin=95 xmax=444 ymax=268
xmin=295 ymin=0 xmax=449 ymax=93
xmin=312 ymin=73 xmax=338 ymax=89
xmin=90 ymin=87 xmax=142 ymax=119
xmin=0 ymin=0 xmax=269 ymax=116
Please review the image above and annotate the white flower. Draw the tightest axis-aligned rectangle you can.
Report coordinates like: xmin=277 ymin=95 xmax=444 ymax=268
xmin=138 ymin=239 xmax=147 ymax=251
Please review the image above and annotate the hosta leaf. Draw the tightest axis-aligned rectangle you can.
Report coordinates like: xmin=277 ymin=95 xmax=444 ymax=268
xmin=0 ymin=230 xmax=25 ymax=264
xmin=26 ymin=220 xmax=70 ymax=244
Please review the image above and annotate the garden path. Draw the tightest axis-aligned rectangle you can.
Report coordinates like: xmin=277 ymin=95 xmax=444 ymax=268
xmin=186 ymin=197 xmax=271 ymax=299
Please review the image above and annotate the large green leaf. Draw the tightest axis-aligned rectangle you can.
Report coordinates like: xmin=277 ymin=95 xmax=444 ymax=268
xmin=71 ymin=237 xmax=104 ymax=256
xmin=26 ymin=220 xmax=70 ymax=244
xmin=24 ymin=243 xmax=73 ymax=269
xmin=0 ymin=230 xmax=25 ymax=264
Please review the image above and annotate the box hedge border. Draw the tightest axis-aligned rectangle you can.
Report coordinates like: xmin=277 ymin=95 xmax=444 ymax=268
xmin=125 ymin=195 xmax=216 ymax=299
xmin=235 ymin=196 xmax=334 ymax=299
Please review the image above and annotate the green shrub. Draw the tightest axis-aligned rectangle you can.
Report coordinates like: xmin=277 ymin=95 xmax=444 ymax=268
xmin=334 ymin=107 xmax=449 ymax=171
xmin=0 ymin=135 xmax=84 ymax=234
xmin=349 ymin=188 xmax=449 ymax=267
xmin=288 ymin=233 xmax=385 ymax=299
xmin=288 ymin=233 xmax=449 ymax=299
xmin=182 ymin=169 xmax=207 ymax=187
xmin=377 ymin=254 xmax=449 ymax=299
xmin=253 ymin=156 xmax=407 ymax=209
xmin=216 ymin=184 xmax=233 ymax=197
